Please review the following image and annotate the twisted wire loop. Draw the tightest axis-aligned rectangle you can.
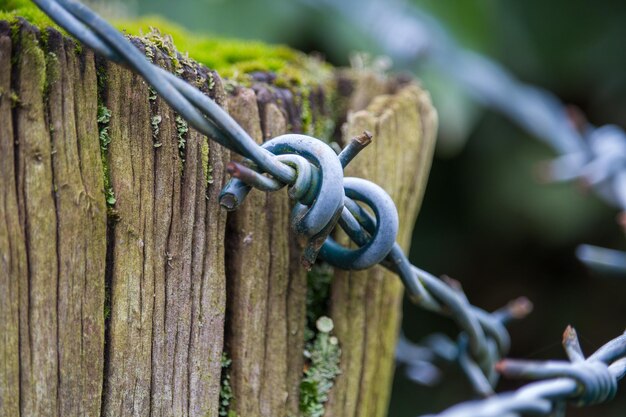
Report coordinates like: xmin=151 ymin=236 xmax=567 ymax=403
xmin=222 ymin=131 xmax=532 ymax=394
xmin=425 ymin=327 xmax=626 ymax=417
xmin=33 ymin=0 xmax=531 ymax=398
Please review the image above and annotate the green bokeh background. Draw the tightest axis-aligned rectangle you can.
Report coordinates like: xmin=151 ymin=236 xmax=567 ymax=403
xmin=120 ymin=0 xmax=626 ymax=415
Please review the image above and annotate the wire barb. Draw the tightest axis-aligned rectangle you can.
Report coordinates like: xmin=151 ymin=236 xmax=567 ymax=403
xmin=307 ymin=0 xmax=626 ymax=271
xmin=428 ymin=328 xmax=626 ymax=417
xmin=32 ymin=0 xmax=533 ymax=403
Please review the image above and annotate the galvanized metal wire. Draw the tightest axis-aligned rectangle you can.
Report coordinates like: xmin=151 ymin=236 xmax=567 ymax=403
xmin=304 ymin=0 xmax=626 ymax=413
xmin=306 ymin=0 xmax=626 ymax=273
xmin=424 ymin=327 xmax=626 ymax=417
xmin=32 ymin=0 xmax=529 ymax=398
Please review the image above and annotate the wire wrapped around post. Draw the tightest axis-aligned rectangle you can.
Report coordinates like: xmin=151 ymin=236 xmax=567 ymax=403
xmin=33 ymin=0 xmax=532 ymax=401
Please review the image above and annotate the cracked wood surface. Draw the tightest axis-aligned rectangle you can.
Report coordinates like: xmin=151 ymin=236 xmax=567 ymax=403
xmin=326 ymin=79 xmax=437 ymax=417
xmin=0 ymin=19 xmax=436 ymax=417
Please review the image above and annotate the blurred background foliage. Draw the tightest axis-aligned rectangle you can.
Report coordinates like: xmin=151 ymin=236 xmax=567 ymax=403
xmin=106 ymin=0 xmax=626 ymax=415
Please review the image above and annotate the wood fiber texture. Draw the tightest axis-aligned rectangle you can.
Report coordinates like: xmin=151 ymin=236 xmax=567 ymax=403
xmin=0 ymin=19 xmax=436 ymax=417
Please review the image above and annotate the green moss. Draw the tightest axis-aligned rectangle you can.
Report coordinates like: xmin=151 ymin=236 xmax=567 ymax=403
xmin=113 ymin=17 xmax=333 ymax=89
xmin=103 ymin=291 xmax=111 ymax=320
xmin=314 ymin=89 xmax=339 ymax=142
xmin=97 ymin=104 xmax=116 ymax=206
xmin=0 ymin=1 xmax=332 ymax=89
xmin=44 ymin=50 xmax=59 ymax=101
xmin=0 ymin=0 xmax=331 ymax=87
xmin=201 ymin=139 xmax=213 ymax=185
xmin=297 ymin=84 xmax=340 ymax=143
xmin=0 ymin=0 xmax=62 ymax=33
xmin=305 ymin=263 xmax=333 ymax=340
xmin=3 ymin=5 xmax=338 ymax=140
xmin=96 ymin=62 xmax=107 ymax=98
xmin=314 ymin=116 xmax=336 ymax=143
xmin=300 ymin=87 xmax=313 ymax=137
xmin=219 ymin=352 xmax=238 ymax=417
xmin=16 ymin=21 xmax=47 ymax=95
xmin=9 ymin=90 xmax=19 ymax=107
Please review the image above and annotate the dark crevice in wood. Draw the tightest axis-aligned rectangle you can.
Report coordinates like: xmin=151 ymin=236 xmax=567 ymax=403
xmin=98 ymin=55 xmax=115 ymax=417
xmin=44 ymin=29 xmax=63 ymax=417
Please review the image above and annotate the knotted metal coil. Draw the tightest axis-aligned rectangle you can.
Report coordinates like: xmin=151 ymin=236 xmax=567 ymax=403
xmin=33 ymin=0 xmax=534 ymax=401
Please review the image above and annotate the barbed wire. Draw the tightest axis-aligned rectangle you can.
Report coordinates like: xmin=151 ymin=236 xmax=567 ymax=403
xmin=424 ymin=327 xmax=626 ymax=417
xmin=31 ymin=0 xmax=529 ymax=399
xmin=304 ymin=0 xmax=626 ymax=273
xmin=301 ymin=0 xmax=626 ymax=414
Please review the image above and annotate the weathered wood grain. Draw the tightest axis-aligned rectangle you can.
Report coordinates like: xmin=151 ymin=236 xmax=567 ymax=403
xmin=0 ymin=21 xmax=23 ymax=417
xmin=101 ymin=53 xmax=155 ymax=417
xmin=326 ymin=79 xmax=437 ymax=417
xmin=0 ymin=18 xmax=436 ymax=417
xmin=46 ymin=29 xmax=107 ymax=417
xmin=186 ymin=69 xmax=230 ymax=417
xmin=224 ymin=87 xmax=271 ymax=417
xmin=14 ymin=22 xmax=59 ymax=417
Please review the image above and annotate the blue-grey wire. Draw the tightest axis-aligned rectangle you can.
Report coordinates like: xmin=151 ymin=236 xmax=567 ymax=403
xmin=423 ymin=329 xmax=626 ymax=417
xmin=32 ymin=0 xmax=529 ymax=402
xmin=304 ymin=0 xmax=626 ymax=272
xmin=302 ymin=0 xmax=626 ymax=412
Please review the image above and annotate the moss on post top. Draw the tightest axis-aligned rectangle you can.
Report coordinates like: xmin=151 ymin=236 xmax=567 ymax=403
xmin=0 ymin=0 xmax=333 ymax=89
xmin=0 ymin=0 xmax=60 ymax=31
xmin=116 ymin=17 xmax=333 ymax=88
xmin=2 ymin=0 xmax=339 ymax=138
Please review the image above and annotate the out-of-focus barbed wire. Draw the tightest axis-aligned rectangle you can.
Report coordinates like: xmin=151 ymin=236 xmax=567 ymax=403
xmin=304 ymin=0 xmax=626 ymax=273
xmin=300 ymin=0 xmax=626 ymax=413
xmin=423 ymin=327 xmax=626 ymax=417
xmin=31 ymin=0 xmax=530 ymax=399
xmin=395 ymin=294 xmax=533 ymax=394
xmin=576 ymin=244 xmax=626 ymax=274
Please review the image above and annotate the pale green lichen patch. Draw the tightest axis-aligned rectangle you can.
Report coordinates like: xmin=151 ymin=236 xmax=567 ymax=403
xmin=300 ymin=316 xmax=341 ymax=417
xmin=176 ymin=114 xmax=188 ymax=172
xmin=176 ymin=115 xmax=188 ymax=153
xmin=300 ymin=264 xmax=341 ymax=417
xmin=133 ymin=26 xmax=196 ymax=77
xmin=98 ymin=105 xmax=112 ymax=150
xmin=151 ymin=114 xmax=162 ymax=147
xmin=315 ymin=316 xmax=334 ymax=334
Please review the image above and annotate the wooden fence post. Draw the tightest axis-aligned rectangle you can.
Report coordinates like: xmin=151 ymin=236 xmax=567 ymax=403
xmin=0 ymin=18 xmax=436 ymax=417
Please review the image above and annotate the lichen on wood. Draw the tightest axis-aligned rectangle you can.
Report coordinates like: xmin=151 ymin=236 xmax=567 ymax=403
xmin=0 ymin=9 xmax=437 ymax=417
